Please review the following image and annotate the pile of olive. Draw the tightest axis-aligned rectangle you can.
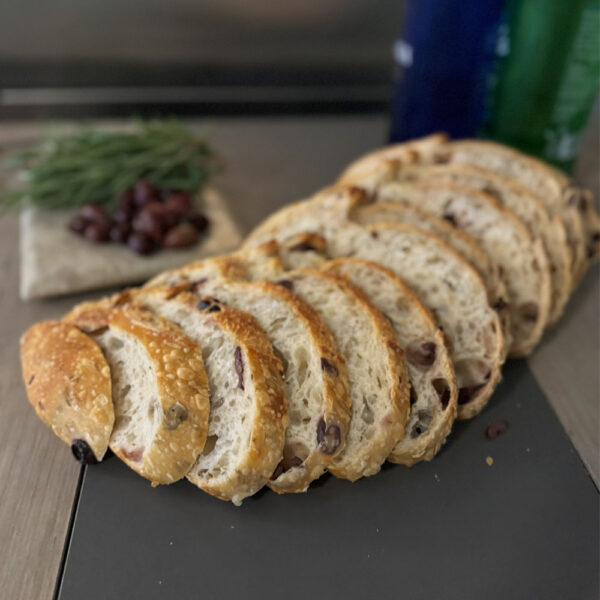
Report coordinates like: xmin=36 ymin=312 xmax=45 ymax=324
xmin=68 ymin=180 xmax=209 ymax=255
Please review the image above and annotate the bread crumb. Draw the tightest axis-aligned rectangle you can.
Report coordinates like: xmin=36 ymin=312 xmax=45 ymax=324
xmin=525 ymin=447 xmax=531 ymax=453
xmin=485 ymin=456 xmax=494 ymax=466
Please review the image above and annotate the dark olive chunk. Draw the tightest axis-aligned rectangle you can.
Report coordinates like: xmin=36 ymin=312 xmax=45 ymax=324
xmin=71 ymin=439 xmax=99 ymax=465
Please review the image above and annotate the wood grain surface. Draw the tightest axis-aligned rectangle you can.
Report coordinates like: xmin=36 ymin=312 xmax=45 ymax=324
xmin=1 ymin=116 xmax=597 ymax=600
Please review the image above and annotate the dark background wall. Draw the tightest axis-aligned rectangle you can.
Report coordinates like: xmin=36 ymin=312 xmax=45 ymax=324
xmin=0 ymin=1 xmax=403 ymax=117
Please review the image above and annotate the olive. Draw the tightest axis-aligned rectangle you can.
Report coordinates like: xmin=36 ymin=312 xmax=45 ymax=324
xmin=117 ymin=187 xmax=135 ymax=214
xmin=83 ymin=222 xmax=110 ymax=243
xmin=162 ymin=223 xmax=198 ymax=248
xmin=164 ymin=192 xmax=192 ymax=216
xmin=132 ymin=208 xmax=165 ymax=244
xmin=71 ymin=439 xmax=98 ymax=465
xmin=185 ymin=211 xmax=210 ymax=233
xmin=133 ymin=180 xmax=160 ymax=208
xmin=114 ymin=208 xmax=132 ymax=226
xmin=109 ymin=223 xmax=130 ymax=243
xmin=80 ymin=203 xmax=112 ymax=226
xmin=68 ymin=215 xmax=88 ymax=234
xmin=127 ymin=231 xmax=155 ymax=255
xmin=145 ymin=202 xmax=178 ymax=229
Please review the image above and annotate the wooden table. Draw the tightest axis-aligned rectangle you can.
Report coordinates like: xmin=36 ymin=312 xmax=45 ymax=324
xmin=1 ymin=117 xmax=598 ymax=600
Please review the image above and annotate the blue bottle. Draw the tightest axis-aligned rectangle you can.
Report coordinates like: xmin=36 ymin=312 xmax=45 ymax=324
xmin=389 ymin=0 xmax=505 ymax=142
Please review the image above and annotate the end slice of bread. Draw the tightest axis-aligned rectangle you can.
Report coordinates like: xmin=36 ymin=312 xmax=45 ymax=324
xmin=20 ymin=320 xmax=114 ymax=463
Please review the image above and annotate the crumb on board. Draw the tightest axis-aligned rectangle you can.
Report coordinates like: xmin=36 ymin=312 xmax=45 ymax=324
xmin=486 ymin=456 xmax=494 ymax=467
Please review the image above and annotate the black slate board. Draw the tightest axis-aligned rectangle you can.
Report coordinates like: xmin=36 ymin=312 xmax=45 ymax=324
xmin=56 ymin=361 xmax=599 ymax=600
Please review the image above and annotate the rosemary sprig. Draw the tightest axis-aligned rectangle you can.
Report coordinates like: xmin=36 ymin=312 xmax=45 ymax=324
xmin=0 ymin=119 xmax=219 ymax=211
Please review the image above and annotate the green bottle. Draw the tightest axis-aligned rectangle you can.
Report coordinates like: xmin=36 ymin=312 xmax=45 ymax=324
xmin=482 ymin=0 xmax=600 ymax=172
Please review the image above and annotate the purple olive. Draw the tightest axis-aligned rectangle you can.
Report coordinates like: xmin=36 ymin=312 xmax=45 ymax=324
xmin=114 ymin=208 xmax=133 ymax=226
xmin=185 ymin=211 xmax=210 ymax=233
xmin=117 ymin=188 xmax=135 ymax=214
xmin=133 ymin=180 xmax=160 ymax=208
xmin=79 ymin=203 xmax=112 ymax=227
xmin=109 ymin=223 xmax=131 ymax=243
xmin=68 ymin=215 xmax=88 ymax=234
xmin=162 ymin=223 xmax=198 ymax=248
xmin=164 ymin=192 xmax=192 ymax=216
xmin=127 ymin=231 xmax=155 ymax=255
xmin=132 ymin=208 xmax=165 ymax=244
xmin=145 ymin=202 xmax=178 ymax=229
xmin=84 ymin=222 xmax=110 ymax=243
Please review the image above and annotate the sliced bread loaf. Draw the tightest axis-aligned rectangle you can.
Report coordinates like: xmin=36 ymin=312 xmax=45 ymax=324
xmin=394 ymin=163 xmax=573 ymax=324
xmin=272 ymin=268 xmax=410 ymax=481
xmin=66 ymin=304 xmax=210 ymax=485
xmin=242 ymin=192 xmax=505 ymax=419
xmin=359 ymin=181 xmax=551 ymax=357
xmin=130 ymin=287 xmax=288 ymax=505
xmin=20 ymin=320 xmax=114 ymax=463
xmin=323 ymin=258 xmax=458 ymax=466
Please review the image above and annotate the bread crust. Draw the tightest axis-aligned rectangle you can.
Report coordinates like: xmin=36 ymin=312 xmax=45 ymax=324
xmin=338 ymin=133 xmax=448 ymax=183
xmin=323 ymin=258 xmax=458 ymax=466
xmin=20 ymin=320 xmax=114 ymax=461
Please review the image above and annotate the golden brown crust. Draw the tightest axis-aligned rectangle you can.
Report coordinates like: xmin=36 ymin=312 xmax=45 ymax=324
xmin=107 ymin=306 xmax=210 ymax=485
xmin=308 ymin=270 xmax=410 ymax=480
xmin=241 ymin=186 xmax=371 ymax=251
xmin=143 ymin=244 xmax=282 ymax=290
xmin=323 ymin=258 xmax=458 ymax=466
xmin=20 ymin=320 xmax=114 ymax=461
xmin=62 ymin=291 xmax=131 ymax=332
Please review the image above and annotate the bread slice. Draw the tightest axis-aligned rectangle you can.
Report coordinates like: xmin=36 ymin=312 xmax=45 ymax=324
xmin=357 ymin=181 xmax=551 ymax=357
xmin=271 ymin=268 xmax=410 ymax=481
xmin=431 ymin=140 xmax=596 ymax=282
xmin=149 ymin=274 xmax=352 ymax=494
xmin=339 ymin=133 xmax=448 ymax=183
xmin=394 ymin=163 xmax=573 ymax=324
xmin=322 ymin=258 xmax=458 ymax=466
xmin=349 ymin=202 xmax=512 ymax=352
xmin=66 ymin=304 xmax=210 ymax=485
xmin=129 ymin=287 xmax=288 ymax=505
xmin=242 ymin=190 xmax=505 ymax=419
xmin=145 ymin=243 xmax=282 ymax=289
xmin=20 ymin=320 xmax=114 ymax=464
